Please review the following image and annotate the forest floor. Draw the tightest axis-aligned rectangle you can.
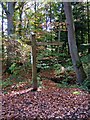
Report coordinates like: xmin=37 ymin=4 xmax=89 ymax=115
xmin=2 ymin=69 xmax=90 ymax=120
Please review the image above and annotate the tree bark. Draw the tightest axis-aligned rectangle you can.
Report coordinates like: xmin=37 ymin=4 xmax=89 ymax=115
xmin=63 ymin=2 xmax=87 ymax=85
xmin=18 ymin=2 xmax=24 ymax=38
xmin=1 ymin=2 xmax=15 ymax=35
xmin=87 ymin=1 xmax=90 ymax=53
xmin=7 ymin=2 xmax=14 ymax=35
xmin=1 ymin=3 xmax=4 ymax=37
xmin=1 ymin=2 xmax=16 ymax=68
xmin=6 ymin=3 xmax=14 ymax=67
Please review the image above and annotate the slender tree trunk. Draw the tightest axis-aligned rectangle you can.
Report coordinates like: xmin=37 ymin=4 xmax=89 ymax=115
xmin=34 ymin=1 xmax=37 ymax=31
xmin=1 ymin=2 xmax=15 ymax=35
xmin=63 ymin=2 xmax=87 ymax=85
xmin=2 ymin=3 xmax=4 ymax=60
xmin=57 ymin=3 xmax=62 ymax=53
xmin=45 ymin=4 xmax=48 ymax=42
xmin=7 ymin=2 xmax=14 ymax=35
xmin=6 ymin=3 xmax=14 ymax=67
xmin=2 ymin=3 xmax=4 ymax=37
xmin=49 ymin=2 xmax=53 ymax=52
xmin=87 ymin=1 xmax=90 ymax=53
xmin=19 ymin=10 xmax=22 ymax=38
xmin=18 ymin=2 xmax=24 ymax=38
xmin=1 ymin=2 xmax=15 ymax=68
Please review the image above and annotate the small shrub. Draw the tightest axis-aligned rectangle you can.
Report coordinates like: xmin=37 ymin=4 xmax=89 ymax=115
xmin=82 ymin=78 xmax=90 ymax=91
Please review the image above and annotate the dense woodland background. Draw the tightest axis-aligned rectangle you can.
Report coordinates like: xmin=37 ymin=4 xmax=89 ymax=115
xmin=0 ymin=1 xmax=90 ymax=120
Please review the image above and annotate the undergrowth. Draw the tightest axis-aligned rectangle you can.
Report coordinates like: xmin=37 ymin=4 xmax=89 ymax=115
xmin=2 ymin=52 xmax=90 ymax=93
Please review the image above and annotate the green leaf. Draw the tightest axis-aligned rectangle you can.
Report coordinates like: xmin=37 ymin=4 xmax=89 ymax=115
xmin=73 ymin=91 xmax=80 ymax=95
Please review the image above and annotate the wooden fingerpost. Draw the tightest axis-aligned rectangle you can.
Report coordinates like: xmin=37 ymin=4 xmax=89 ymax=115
xmin=30 ymin=32 xmax=63 ymax=91
xmin=31 ymin=33 xmax=37 ymax=91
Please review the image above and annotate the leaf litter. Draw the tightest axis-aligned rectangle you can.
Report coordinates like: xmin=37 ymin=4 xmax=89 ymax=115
xmin=1 ymin=70 xmax=90 ymax=120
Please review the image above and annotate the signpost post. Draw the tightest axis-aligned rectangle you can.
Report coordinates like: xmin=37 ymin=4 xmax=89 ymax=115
xmin=31 ymin=34 xmax=37 ymax=91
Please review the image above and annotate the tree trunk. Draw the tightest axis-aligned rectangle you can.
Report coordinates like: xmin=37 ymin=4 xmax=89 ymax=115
xmin=2 ymin=3 xmax=4 ymax=37
xmin=6 ymin=3 xmax=14 ymax=67
xmin=63 ymin=2 xmax=87 ymax=85
xmin=1 ymin=2 xmax=15 ymax=35
xmin=1 ymin=2 xmax=16 ymax=67
xmin=7 ymin=2 xmax=14 ymax=35
xmin=18 ymin=2 xmax=24 ymax=38
xmin=87 ymin=1 xmax=90 ymax=53
xmin=19 ymin=9 xmax=22 ymax=38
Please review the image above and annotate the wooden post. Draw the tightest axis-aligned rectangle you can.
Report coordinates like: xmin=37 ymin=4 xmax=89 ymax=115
xmin=29 ymin=32 xmax=63 ymax=91
xmin=31 ymin=33 xmax=37 ymax=91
